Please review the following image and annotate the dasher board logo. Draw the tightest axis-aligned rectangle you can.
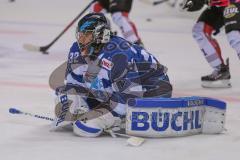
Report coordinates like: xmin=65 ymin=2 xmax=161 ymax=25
xmin=101 ymin=58 xmax=113 ymax=70
xmin=224 ymin=4 xmax=239 ymax=18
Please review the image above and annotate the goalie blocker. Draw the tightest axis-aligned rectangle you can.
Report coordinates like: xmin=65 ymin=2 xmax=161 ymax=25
xmin=126 ymin=96 xmax=226 ymax=137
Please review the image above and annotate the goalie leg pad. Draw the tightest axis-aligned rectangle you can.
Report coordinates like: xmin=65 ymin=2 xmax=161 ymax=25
xmin=202 ymin=107 xmax=226 ymax=134
xmin=73 ymin=108 xmax=117 ymax=137
xmin=73 ymin=120 xmax=103 ymax=137
xmin=126 ymin=97 xmax=226 ymax=137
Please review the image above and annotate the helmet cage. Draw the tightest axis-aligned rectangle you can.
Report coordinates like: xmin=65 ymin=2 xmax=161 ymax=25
xmin=76 ymin=13 xmax=111 ymax=52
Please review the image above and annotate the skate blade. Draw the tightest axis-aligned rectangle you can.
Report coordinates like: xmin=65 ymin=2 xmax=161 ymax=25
xmin=201 ymin=80 xmax=232 ymax=88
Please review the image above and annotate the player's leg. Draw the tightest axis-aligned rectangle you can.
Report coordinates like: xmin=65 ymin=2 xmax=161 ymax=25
xmin=89 ymin=0 xmax=108 ymax=13
xmin=224 ymin=3 xmax=240 ymax=60
xmin=110 ymin=0 xmax=144 ymax=46
xmin=192 ymin=7 xmax=230 ymax=88
xmin=89 ymin=0 xmax=116 ymax=34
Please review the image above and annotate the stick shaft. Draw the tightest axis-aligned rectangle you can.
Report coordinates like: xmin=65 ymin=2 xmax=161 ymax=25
xmin=9 ymin=108 xmax=144 ymax=146
xmin=153 ymin=0 xmax=169 ymax=5
xmin=140 ymin=0 xmax=168 ymax=5
xmin=39 ymin=0 xmax=96 ymax=53
xmin=9 ymin=108 xmax=54 ymax=121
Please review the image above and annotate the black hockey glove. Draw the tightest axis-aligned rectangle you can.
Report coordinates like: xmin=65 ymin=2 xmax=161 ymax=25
xmin=213 ymin=28 xmax=220 ymax=36
xmin=182 ymin=0 xmax=205 ymax=12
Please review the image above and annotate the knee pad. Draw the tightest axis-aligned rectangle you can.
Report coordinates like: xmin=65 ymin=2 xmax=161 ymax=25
xmin=73 ymin=109 xmax=116 ymax=137
xmin=227 ymin=30 xmax=240 ymax=58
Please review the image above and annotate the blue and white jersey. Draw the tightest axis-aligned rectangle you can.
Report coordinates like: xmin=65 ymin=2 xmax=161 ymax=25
xmin=65 ymin=35 xmax=170 ymax=115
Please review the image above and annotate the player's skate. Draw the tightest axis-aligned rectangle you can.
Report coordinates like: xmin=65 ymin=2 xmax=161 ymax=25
xmin=201 ymin=58 xmax=231 ymax=88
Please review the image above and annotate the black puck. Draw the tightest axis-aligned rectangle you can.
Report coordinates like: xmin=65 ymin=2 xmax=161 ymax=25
xmin=146 ymin=18 xmax=152 ymax=22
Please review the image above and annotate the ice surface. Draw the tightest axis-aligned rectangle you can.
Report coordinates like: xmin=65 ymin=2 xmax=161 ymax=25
xmin=0 ymin=0 xmax=239 ymax=160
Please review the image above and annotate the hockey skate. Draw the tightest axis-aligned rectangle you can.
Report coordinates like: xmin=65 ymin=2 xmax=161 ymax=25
xmin=201 ymin=58 xmax=231 ymax=88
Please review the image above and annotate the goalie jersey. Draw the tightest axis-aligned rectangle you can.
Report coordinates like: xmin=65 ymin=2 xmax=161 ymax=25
xmin=64 ymin=35 xmax=172 ymax=116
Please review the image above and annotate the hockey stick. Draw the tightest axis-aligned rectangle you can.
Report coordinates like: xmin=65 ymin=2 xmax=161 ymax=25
xmin=9 ymin=107 xmax=54 ymax=121
xmin=153 ymin=0 xmax=169 ymax=5
xmin=139 ymin=0 xmax=169 ymax=6
xmin=9 ymin=107 xmax=145 ymax=146
xmin=106 ymin=129 xmax=145 ymax=147
xmin=23 ymin=0 xmax=96 ymax=54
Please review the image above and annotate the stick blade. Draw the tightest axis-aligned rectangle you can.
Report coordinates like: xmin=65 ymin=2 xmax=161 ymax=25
xmin=127 ymin=136 xmax=145 ymax=147
xmin=23 ymin=43 xmax=41 ymax=52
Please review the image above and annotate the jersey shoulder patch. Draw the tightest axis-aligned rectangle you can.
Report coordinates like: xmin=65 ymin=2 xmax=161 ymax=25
xmin=101 ymin=58 xmax=114 ymax=70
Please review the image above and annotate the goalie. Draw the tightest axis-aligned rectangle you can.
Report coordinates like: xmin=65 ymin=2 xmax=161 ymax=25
xmin=52 ymin=13 xmax=172 ymax=137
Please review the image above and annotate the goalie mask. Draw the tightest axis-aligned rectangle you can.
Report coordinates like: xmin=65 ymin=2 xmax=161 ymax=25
xmin=76 ymin=13 xmax=111 ymax=58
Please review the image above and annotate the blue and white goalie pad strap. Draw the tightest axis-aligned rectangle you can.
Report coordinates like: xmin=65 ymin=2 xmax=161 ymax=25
xmin=126 ymin=97 xmax=226 ymax=138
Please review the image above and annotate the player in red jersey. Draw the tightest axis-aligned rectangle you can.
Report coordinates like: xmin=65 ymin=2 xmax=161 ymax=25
xmin=183 ymin=0 xmax=240 ymax=88
xmin=89 ymin=0 xmax=144 ymax=47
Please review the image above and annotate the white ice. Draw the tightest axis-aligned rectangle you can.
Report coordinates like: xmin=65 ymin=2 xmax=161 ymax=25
xmin=0 ymin=0 xmax=239 ymax=160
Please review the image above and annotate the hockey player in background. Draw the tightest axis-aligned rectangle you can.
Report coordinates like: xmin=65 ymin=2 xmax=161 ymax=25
xmin=89 ymin=0 xmax=144 ymax=47
xmin=52 ymin=13 xmax=172 ymax=137
xmin=183 ymin=0 xmax=240 ymax=88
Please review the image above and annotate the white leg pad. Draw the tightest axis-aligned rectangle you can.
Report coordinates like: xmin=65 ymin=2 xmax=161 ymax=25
xmin=73 ymin=111 xmax=116 ymax=137
xmin=73 ymin=120 xmax=103 ymax=137
xmin=202 ymin=107 xmax=226 ymax=134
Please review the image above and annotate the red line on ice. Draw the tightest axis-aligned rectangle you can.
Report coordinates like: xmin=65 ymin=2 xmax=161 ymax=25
xmin=0 ymin=81 xmax=49 ymax=89
xmin=1 ymin=81 xmax=238 ymax=103
xmin=0 ymin=29 xmax=32 ymax=35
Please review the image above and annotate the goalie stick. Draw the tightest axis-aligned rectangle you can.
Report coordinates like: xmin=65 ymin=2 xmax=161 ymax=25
xmin=9 ymin=107 xmax=145 ymax=146
xmin=106 ymin=129 xmax=145 ymax=147
xmin=23 ymin=0 xmax=96 ymax=54
xmin=9 ymin=107 xmax=54 ymax=121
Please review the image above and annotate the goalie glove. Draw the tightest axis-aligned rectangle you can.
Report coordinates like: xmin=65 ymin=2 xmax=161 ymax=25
xmin=51 ymin=89 xmax=89 ymax=131
xmin=182 ymin=0 xmax=206 ymax=12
